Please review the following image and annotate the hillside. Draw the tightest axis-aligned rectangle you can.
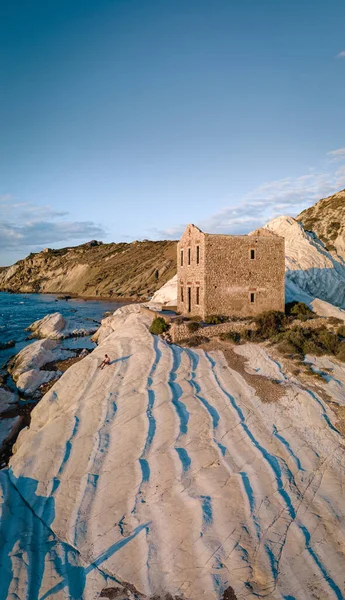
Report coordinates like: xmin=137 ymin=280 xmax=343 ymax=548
xmin=297 ymin=189 xmax=345 ymax=258
xmin=0 ymin=240 xmax=177 ymax=299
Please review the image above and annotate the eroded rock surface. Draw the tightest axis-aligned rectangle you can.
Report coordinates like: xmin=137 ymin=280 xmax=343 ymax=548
xmin=0 ymin=305 xmax=344 ymax=599
xmin=27 ymin=311 xmax=98 ymax=339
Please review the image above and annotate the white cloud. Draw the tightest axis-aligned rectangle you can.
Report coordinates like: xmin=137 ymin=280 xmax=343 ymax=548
xmin=336 ymin=50 xmax=345 ymax=58
xmin=0 ymin=197 xmax=106 ymax=265
xmin=149 ymin=148 xmax=345 ymax=239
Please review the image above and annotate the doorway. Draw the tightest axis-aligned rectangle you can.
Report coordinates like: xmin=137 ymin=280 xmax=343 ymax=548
xmin=187 ymin=287 xmax=191 ymax=313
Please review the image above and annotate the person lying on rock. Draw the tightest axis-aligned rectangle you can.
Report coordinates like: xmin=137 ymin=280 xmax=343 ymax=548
xmin=99 ymin=354 xmax=111 ymax=370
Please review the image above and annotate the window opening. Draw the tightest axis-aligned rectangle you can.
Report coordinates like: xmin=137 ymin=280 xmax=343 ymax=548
xmin=180 ymin=250 xmax=184 ymax=266
xmin=188 ymin=248 xmax=191 ymax=265
xmin=196 ymin=287 xmax=200 ymax=305
xmin=250 ymin=292 xmax=255 ymax=303
xmin=181 ymin=286 xmax=184 ymax=302
xmin=187 ymin=287 xmax=191 ymax=312
xmin=196 ymin=245 xmax=200 ymax=264
xmin=250 ymin=249 xmax=255 ymax=260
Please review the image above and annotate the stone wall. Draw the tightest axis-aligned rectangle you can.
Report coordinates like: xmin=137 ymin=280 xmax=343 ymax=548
xmin=177 ymin=224 xmax=206 ymax=317
xmin=170 ymin=320 xmax=255 ymax=343
xmin=177 ymin=224 xmax=285 ymax=319
xmin=204 ymin=233 xmax=285 ymax=317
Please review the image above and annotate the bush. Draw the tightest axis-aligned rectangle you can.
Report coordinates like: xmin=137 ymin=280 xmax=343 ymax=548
xmin=180 ymin=335 xmax=210 ymax=347
xmin=255 ymin=311 xmax=287 ymax=339
xmin=189 ymin=315 xmax=203 ymax=322
xmin=149 ymin=317 xmax=168 ymax=335
xmin=336 ymin=343 xmax=345 ymax=362
xmin=173 ymin=316 xmax=184 ymax=325
xmin=337 ymin=325 xmax=345 ymax=338
xmin=285 ymin=301 xmax=315 ymax=321
xmin=315 ymin=328 xmax=339 ymax=354
xmin=204 ymin=315 xmax=229 ymax=325
xmin=327 ymin=317 xmax=343 ymax=326
xmin=220 ymin=330 xmax=241 ymax=343
xmin=187 ymin=321 xmax=200 ymax=333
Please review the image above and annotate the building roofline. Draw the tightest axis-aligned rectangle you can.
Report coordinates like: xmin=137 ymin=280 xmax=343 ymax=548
xmin=182 ymin=224 xmax=283 ymax=239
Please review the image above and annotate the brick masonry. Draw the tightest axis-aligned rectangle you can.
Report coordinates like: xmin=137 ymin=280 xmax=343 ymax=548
xmin=177 ymin=224 xmax=285 ymax=318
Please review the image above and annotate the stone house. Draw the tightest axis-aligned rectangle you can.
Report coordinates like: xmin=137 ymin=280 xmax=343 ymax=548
xmin=177 ymin=224 xmax=285 ymax=318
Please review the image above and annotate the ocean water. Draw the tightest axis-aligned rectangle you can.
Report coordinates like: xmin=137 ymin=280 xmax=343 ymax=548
xmin=0 ymin=292 xmax=127 ymax=369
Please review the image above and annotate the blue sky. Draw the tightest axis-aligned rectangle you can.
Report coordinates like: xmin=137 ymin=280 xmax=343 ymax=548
xmin=1 ymin=0 xmax=345 ymax=265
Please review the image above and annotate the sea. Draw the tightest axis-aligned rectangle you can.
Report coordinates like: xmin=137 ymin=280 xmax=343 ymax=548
xmin=0 ymin=292 xmax=128 ymax=370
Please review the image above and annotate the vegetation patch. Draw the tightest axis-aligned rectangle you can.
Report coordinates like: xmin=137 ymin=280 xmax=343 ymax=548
xmin=204 ymin=315 xmax=229 ymax=324
xmin=285 ymin=301 xmax=315 ymax=321
xmin=218 ymin=306 xmax=345 ymax=363
xmin=187 ymin=321 xmax=200 ymax=333
xmin=149 ymin=317 xmax=169 ymax=335
xmin=180 ymin=335 xmax=210 ymax=347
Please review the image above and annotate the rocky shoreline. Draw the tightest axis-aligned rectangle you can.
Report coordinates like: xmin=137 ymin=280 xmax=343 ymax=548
xmin=0 ymin=311 xmax=99 ymax=469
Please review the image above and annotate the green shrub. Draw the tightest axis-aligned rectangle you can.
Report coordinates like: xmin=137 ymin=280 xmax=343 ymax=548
xmin=149 ymin=317 xmax=168 ymax=335
xmin=327 ymin=317 xmax=343 ymax=326
xmin=220 ymin=330 xmax=241 ymax=343
xmin=277 ymin=339 xmax=300 ymax=356
xmin=315 ymin=328 xmax=339 ymax=354
xmin=180 ymin=335 xmax=210 ymax=347
xmin=285 ymin=301 xmax=315 ymax=321
xmin=204 ymin=315 xmax=229 ymax=325
xmin=189 ymin=315 xmax=203 ymax=322
xmin=337 ymin=325 xmax=345 ymax=338
xmin=187 ymin=321 xmax=200 ymax=333
xmin=173 ymin=316 xmax=184 ymax=325
xmin=336 ymin=343 xmax=345 ymax=362
xmin=255 ymin=311 xmax=287 ymax=339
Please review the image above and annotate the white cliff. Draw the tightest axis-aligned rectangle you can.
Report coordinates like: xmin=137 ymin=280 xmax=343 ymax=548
xmin=0 ymin=305 xmax=344 ymax=600
xmin=265 ymin=216 xmax=345 ymax=310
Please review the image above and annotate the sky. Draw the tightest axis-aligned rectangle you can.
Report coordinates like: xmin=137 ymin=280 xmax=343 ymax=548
xmin=1 ymin=0 xmax=345 ymax=266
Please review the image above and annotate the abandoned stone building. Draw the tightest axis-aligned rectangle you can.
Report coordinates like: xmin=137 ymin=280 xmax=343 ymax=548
xmin=177 ymin=224 xmax=285 ymax=318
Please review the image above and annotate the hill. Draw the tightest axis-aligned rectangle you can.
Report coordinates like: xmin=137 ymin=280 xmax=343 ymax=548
xmin=297 ymin=189 xmax=345 ymax=258
xmin=0 ymin=240 xmax=177 ymax=299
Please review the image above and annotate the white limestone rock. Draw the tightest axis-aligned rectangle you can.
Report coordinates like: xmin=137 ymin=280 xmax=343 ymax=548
xmin=150 ymin=274 xmax=178 ymax=306
xmin=9 ymin=339 xmax=75 ymax=396
xmin=27 ymin=311 xmax=98 ymax=339
xmin=15 ymin=369 xmax=60 ymax=397
xmin=265 ymin=215 xmax=345 ymax=309
xmin=0 ymin=388 xmax=18 ymax=415
xmin=1 ymin=304 xmax=344 ymax=599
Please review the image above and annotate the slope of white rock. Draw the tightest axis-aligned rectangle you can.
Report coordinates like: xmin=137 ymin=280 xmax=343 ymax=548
xmin=9 ymin=339 xmax=75 ymax=396
xmin=28 ymin=312 xmax=98 ymax=339
xmin=1 ymin=305 xmax=344 ymax=600
xmin=265 ymin=216 xmax=345 ymax=309
xmin=150 ymin=274 xmax=178 ymax=306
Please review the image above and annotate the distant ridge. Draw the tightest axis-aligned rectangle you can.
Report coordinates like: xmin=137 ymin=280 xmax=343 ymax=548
xmin=0 ymin=239 xmax=177 ymax=300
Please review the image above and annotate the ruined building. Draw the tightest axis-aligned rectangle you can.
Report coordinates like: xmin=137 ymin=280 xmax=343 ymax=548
xmin=177 ymin=224 xmax=285 ymax=318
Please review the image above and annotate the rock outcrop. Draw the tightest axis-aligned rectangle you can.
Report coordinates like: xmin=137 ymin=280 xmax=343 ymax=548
xmin=297 ymin=189 xmax=345 ymax=259
xmin=1 ymin=305 xmax=344 ymax=599
xmin=0 ymin=239 xmax=177 ymax=299
xmin=9 ymin=338 xmax=76 ymax=396
xmin=265 ymin=215 xmax=345 ymax=311
xmin=27 ymin=311 xmax=98 ymax=339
